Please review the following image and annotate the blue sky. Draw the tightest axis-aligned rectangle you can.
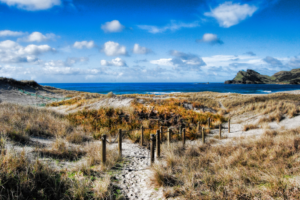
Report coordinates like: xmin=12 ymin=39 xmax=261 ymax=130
xmin=0 ymin=0 xmax=300 ymax=83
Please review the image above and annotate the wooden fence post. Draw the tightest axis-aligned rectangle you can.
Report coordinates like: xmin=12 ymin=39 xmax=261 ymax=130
xmin=150 ymin=134 xmax=155 ymax=165
xmin=156 ymin=130 xmax=160 ymax=158
xmin=118 ymin=129 xmax=122 ymax=157
xmin=179 ymin=125 xmax=182 ymax=137
xmin=160 ymin=126 xmax=163 ymax=142
xmin=202 ymin=127 xmax=205 ymax=144
xmin=228 ymin=119 xmax=230 ymax=133
xmin=141 ymin=126 xmax=144 ymax=146
xmin=182 ymin=128 xmax=186 ymax=148
xmin=219 ymin=124 xmax=222 ymax=139
xmin=101 ymin=134 xmax=106 ymax=164
xmin=168 ymin=128 xmax=172 ymax=147
xmin=208 ymin=118 xmax=210 ymax=129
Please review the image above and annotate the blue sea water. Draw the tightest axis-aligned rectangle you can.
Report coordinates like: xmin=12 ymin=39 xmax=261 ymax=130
xmin=40 ymin=83 xmax=300 ymax=95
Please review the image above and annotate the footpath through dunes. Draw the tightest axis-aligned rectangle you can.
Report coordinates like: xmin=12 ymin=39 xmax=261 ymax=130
xmin=110 ymin=140 xmax=164 ymax=200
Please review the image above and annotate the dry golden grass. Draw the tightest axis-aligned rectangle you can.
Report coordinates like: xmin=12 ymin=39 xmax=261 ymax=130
xmin=0 ymin=103 xmax=91 ymax=143
xmin=152 ymin=127 xmax=300 ymax=199
xmin=243 ymin=123 xmax=259 ymax=131
xmin=67 ymin=98 xmax=225 ymax=143
xmin=0 ymin=103 xmax=120 ymax=199
xmin=0 ymin=149 xmax=111 ymax=199
xmin=221 ymin=93 xmax=300 ymax=117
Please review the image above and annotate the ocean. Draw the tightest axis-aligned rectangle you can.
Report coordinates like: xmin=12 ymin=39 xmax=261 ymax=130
xmin=40 ymin=83 xmax=300 ymax=95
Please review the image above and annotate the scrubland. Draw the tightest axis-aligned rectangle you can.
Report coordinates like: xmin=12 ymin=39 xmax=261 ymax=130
xmin=1 ymin=90 xmax=300 ymax=199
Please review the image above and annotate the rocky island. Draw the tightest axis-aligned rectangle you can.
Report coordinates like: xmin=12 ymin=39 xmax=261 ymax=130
xmin=225 ymin=68 xmax=300 ymax=84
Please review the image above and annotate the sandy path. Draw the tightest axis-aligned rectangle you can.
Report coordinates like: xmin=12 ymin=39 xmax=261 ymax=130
xmin=113 ymin=140 xmax=164 ymax=200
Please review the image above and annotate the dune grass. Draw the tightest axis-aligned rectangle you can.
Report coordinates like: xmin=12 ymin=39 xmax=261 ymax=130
xmin=152 ymin=127 xmax=300 ymax=199
xmin=0 ymin=103 xmax=120 ymax=199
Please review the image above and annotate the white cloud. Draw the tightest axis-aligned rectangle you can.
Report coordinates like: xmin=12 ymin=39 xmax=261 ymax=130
xmin=101 ymin=20 xmax=125 ymax=33
xmin=44 ymin=57 xmax=89 ymax=68
xmin=197 ymin=33 xmax=223 ymax=45
xmin=151 ymin=50 xmax=206 ymax=71
xmin=100 ymin=57 xmax=127 ymax=67
xmin=0 ymin=40 xmax=55 ymax=63
xmin=102 ymin=41 xmax=127 ymax=56
xmin=150 ymin=58 xmax=173 ymax=66
xmin=138 ymin=20 xmax=199 ymax=34
xmin=0 ymin=0 xmax=61 ymax=11
xmin=73 ymin=40 xmax=95 ymax=49
xmin=205 ymin=2 xmax=257 ymax=28
xmin=43 ymin=65 xmax=101 ymax=75
xmin=0 ymin=30 xmax=25 ymax=37
xmin=263 ymin=56 xmax=283 ymax=66
xmin=19 ymin=32 xmax=56 ymax=42
xmin=132 ymin=44 xmax=152 ymax=54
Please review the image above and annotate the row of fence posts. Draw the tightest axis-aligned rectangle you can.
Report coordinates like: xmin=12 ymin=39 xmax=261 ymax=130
xmin=100 ymin=118 xmax=231 ymax=165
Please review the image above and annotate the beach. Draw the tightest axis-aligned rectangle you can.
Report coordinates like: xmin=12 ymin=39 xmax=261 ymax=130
xmin=1 ymin=80 xmax=300 ymax=199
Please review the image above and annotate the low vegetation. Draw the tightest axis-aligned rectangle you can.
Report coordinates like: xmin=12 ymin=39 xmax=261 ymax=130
xmin=66 ymin=98 xmax=225 ymax=143
xmin=0 ymin=103 xmax=119 ymax=199
xmin=153 ymin=127 xmax=300 ymax=199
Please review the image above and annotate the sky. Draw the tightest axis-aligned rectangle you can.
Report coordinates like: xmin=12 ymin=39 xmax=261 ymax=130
xmin=0 ymin=0 xmax=300 ymax=83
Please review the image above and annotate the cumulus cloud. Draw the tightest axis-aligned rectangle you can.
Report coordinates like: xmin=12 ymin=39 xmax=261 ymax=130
xmin=132 ymin=44 xmax=152 ymax=54
xmin=138 ymin=20 xmax=199 ymax=34
xmin=44 ymin=57 xmax=89 ymax=68
xmin=100 ymin=57 xmax=127 ymax=67
xmin=18 ymin=32 xmax=56 ymax=42
xmin=205 ymin=2 xmax=257 ymax=28
xmin=288 ymin=56 xmax=300 ymax=68
xmin=245 ymin=51 xmax=256 ymax=56
xmin=73 ymin=40 xmax=96 ymax=49
xmin=196 ymin=33 xmax=223 ymax=45
xmin=134 ymin=59 xmax=148 ymax=63
xmin=0 ymin=0 xmax=61 ymax=11
xmin=0 ymin=30 xmax=25 ymax=37
xmin=151 ymin=50 xmax=206 ymax=71
xmin=101 ymin=20 xmax=125 ymax=33
xmin=0 ymin=40 xmax=55 ymax=63
xmin=102 ymin=41 xmax=127 ymax=56
xmin=263 ymin=56 xmax=283 ymax=66
xmin=43 ymin=65 xmax=101 ymax=76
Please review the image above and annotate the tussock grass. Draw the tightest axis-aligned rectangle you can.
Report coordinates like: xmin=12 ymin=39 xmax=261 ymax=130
xmin=37 ymin=138 xmax=86 ymax=161
xmin=67 ymin=98 xmax=225 ymax=143
xmin=243 ymin=123 xmax=259 ymax=131
xmin=222 ymin=93 xmax=300 ymax=117
xmin=0 ymin=103 xmax=91 ymax=143
xmin=0 ymin=150 xmax=111 ymax=199
xmin=153 ymin=128 xmax=300 ymax=199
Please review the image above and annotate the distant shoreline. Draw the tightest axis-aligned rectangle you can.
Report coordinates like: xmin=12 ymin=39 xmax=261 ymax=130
xmin=39 ymin=82 xmax=300 ymax=95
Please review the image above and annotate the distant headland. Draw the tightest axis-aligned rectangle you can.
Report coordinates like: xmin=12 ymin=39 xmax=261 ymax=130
xmin=225 ymin=68 xmax=300 ymax=84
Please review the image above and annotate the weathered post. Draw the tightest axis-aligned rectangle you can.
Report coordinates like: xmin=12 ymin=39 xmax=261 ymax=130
xmin=179 ymin=125 xmax=182 ymax=137
xmin=208 ymin=118 xmax=210 ymax=129
xmin=141 ymin=126 xmax=144 ymax=146
xmin=168 ymin=128 xmax=172 ymax=147
xmin=160 ymin=126 xmax=163 ymax=142
xmin=228 ymin=119 xmax=231 ymax=133
xmin=219 ymin=124 xmax=222 ymax=139
xmin=101 ymin=134 xmax=106 ymax=164
xmin=182 ymin=128 xmax=186 ymax=147
xmin=197 ymin=121 xmax=200 ymax=133
xmin=202 ymin=127 xmax=205 ymax=144
xmin=118 ymin=129 xmax=122 ymax=157
xmin=156 ymin=130 xmax=160 ymax=158
xmin=150 ymin=134 xmax=155 ymax=165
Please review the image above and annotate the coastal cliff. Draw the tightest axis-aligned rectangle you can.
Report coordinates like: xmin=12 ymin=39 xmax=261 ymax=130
xmin=225 ymin=69 xmax=300 ymax=84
